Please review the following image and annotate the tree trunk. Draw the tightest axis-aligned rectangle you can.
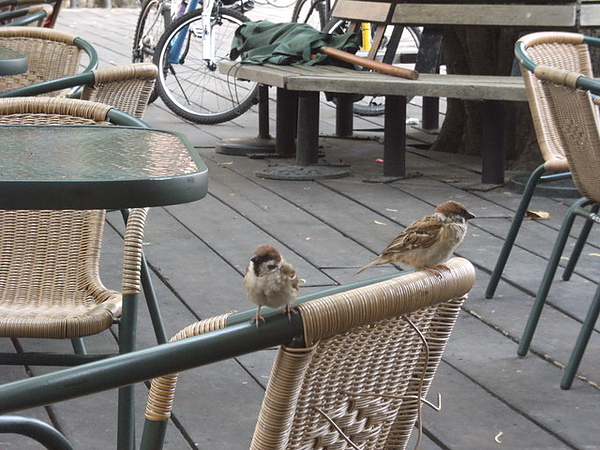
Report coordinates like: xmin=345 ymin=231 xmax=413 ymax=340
xmin=429 ymin=25 xmax=600 ymax=170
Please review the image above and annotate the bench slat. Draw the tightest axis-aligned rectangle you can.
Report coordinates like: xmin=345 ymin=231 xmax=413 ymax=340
xmin=220 ymin=61 xmax=526 ymax=102
xmin=580 ymin=4 xmax=600 ymax=26
xmin=390 ymin=4 xmax=577 ymax=27
xmin=330 ymin=0 xmax=394 ymax=23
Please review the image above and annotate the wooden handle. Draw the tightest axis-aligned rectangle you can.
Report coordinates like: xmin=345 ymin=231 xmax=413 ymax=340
xmin=320 ymin=46 xmax=419 ymax=80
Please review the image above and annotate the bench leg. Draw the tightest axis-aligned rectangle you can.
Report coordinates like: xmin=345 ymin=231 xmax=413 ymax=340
xmin=275 ymin=88 xmax=298 ymax=157
xmin=336 ymin=94 xmax=354 ymax=137
xmin=255 ymin=89 xmax=349 ymax=180
xmin=481 ymin=100 xmax=506 ymax=185
xmin=383 ymin=95 xmax=407 ymax=178
xmin=422 ymin=97 xmax=440 ymax=130
xmin=296 ymin=91 xmax=320 ymax=166
xmin=215 ymin=84 xmax=276 ymax=156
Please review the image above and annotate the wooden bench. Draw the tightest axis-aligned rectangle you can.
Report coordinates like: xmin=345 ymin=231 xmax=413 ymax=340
xmin=218 ymin=0 xmax=600 ymax=184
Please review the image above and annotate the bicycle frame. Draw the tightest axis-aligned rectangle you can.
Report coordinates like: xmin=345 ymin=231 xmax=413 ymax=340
xmin=167 ymin=0 xmax=217 ymax=69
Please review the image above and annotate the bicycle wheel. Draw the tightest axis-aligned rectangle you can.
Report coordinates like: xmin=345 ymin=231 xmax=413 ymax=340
xmin=291 ymin=0 xmax=329 ymax=30
xmin=324 ymin=19 xmax=421 ymax=116
xmin=132 ymin=0 xmax=171 ymax=103
xmin=266 ymin=0 xmax=296 ymax=7
xmin=154 ymin=7 xmax=258 ymax=124
xmin=133 ymin=0 xmax=169 ymax=63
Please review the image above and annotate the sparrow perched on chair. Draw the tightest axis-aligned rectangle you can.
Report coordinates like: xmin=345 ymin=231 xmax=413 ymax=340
xmin=244 ymin=244 xmax=299 ymax=327
xmin=356 ymin=200 xmax=475 ymax=275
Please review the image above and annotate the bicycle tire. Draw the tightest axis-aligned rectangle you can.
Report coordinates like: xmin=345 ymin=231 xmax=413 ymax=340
xmin=324 ymin=19 xmax=421 ymax=116
xmin=291 ymin=0 xmax=328 ymax=30
xmin=266 ymin=0 xmax=296 ymax=7
xmin=132 ymin=0 xmax=171 ymax=103
xmin=153 ymin=7 xmax=258 ymax=124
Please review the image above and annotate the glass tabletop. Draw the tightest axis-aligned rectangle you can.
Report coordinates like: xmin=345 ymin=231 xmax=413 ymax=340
xmin=0 ymin=125 xmax=208 ymax=209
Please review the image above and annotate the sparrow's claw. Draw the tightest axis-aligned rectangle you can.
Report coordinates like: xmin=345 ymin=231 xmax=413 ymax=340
xmin=251 ymin=306 xmax=265 ymax=328
xmin=426 ymin=264 xmax=450 ymax=279
xmin=282 ymin=305 xmax=295 ymax=322
xmin=251 ymin=314 xmax=265 ymax=328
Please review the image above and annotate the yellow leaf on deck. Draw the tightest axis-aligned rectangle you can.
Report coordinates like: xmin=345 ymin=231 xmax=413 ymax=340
xmin=374 ymin=220 xmax=387 ymax=226
xmin=526 ymin=210 xmax=550 ymax=220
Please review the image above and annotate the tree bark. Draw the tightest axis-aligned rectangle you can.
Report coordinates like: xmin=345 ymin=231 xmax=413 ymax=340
xmin=429 ymin=25 xmax=600 ymax=170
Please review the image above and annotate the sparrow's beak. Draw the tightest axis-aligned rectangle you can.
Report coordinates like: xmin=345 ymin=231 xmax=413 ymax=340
xmin=465 ymin=211 xmax=476 ymax=220
xmin=250 ymin=254 xmax=261 ymax=264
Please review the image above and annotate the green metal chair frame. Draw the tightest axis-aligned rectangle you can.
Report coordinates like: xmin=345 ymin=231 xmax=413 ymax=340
xmin=513 ymin=31 xmax=600 ymax=389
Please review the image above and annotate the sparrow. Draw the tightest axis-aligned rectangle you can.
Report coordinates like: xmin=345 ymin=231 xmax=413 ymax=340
xmin=243 ymin=244 xmax=299 ymax=327
xmin=356 ymin=200 xmax=475 ymax=275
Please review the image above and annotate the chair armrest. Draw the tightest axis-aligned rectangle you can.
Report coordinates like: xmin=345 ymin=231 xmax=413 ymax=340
xmin=121 ymin=207 xmax=149 ymax=295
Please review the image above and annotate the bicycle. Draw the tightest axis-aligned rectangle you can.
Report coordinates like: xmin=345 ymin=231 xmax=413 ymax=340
xmin=151 ymin=0 xmax=258 ymax=124
xmin=132 ymin=0 xmax=258 ymax=123
xmin=291 ymin=0 xmax=421 ymax=116
xmin=291 ymin=0 xmax=329 ymax=30
xmin=132 ymin=0 xmax=183 ymax=103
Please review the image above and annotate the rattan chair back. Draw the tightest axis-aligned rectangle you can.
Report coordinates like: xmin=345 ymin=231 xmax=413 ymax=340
xmin=0 ymin=97 xmax=147 ymax=340
xmin=81 ymin=63 xmax=158 ymax=119
xmin=143 ymin=257 xmax=475 ymax=450
xmin=0 ymin=27 xmax=89 ymax=95
xmin=518 ymin=31 xmax=594 ymax=172
xmin=534 ymin=74 xmax=600 ymax=203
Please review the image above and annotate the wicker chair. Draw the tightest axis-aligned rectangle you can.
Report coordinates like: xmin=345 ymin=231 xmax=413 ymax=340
xmin=0 ymin=3 xmax=52 ymax=27
xmin=0 ymin=26 xmax=97 ymax=96
xmin=80 ymin=63 xmax=158 ymax=119
xmin=0 ymin=0 xmax=63 ymax=27
xmin=0 ymin=96 xmax=149 ymax=446
xmin=485 ymin=31 xmax=595 ymax=299
xmin=513 ymin=31 xmax=600 ymax=389
xmin=0 ymin=62 xmax=158 ymax=119
xmin=140 ymin=257 xmax=475 ymax=450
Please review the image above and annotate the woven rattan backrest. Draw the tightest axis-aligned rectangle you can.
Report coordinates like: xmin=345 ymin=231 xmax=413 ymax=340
xmin=539 ymin=80 xmax=600 ymax=203
xmin=251 ymin=257 xmax=475 ymax=449
xmin=0 ymin=27 xmax=82 ymax=95
xmin=81 ymin=63 xmax=158 ymax=119
xmin=518 ymin=32 xmax=594 ymax=172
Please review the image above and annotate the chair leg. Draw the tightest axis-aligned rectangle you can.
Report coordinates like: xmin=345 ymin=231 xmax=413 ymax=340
xmin=560 ymin=282 xmax=600 ymax=389
xmin=517 ymin=197 xmax=587 ymax=356
xmin=117 ymin=292 xmax=139 ymax=450
xmin=71 ymin=338 xmax=86 ymax=355
xmin=562 ymin=203 xmax=600 ymax=281
xmin=486 ymin=164 xmax=546 ymax=298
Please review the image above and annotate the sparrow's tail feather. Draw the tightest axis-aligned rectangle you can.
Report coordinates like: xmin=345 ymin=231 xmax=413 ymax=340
xmin=355 ymin=258 xmax=380 ymax=275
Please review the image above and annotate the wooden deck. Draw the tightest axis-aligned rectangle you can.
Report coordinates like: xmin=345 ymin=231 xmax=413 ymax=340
xmin=1 ymin=6 xmax=599 ymax=449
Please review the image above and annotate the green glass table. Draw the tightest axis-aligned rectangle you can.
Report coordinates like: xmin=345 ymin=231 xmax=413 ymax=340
xmin=0 ymin=125 xmax=208 ymax=209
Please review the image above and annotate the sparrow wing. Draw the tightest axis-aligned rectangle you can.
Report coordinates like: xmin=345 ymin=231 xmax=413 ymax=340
xmin=281 ymin=261 xmax=299 ymax=291
xmin=383 ymin=216 xmax=444 ymax=254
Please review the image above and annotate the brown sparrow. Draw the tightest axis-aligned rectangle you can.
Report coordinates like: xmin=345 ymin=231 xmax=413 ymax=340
xmin=356 ymin=201 xmax=475 ymax=275
xmin=244 ymin=244 xmax=299 ymax=327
